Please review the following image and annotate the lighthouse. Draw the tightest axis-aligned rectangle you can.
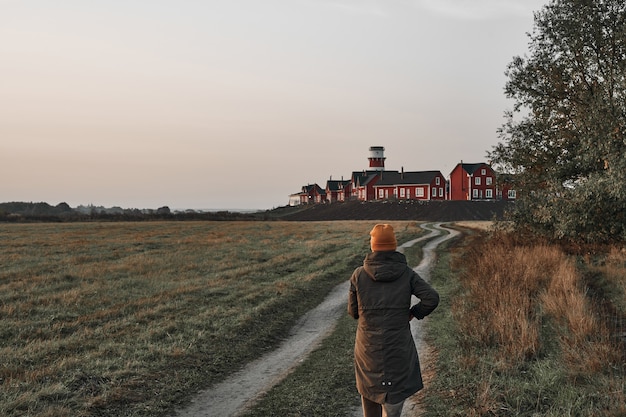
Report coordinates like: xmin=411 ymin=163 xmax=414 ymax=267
xmin=368 ymin=146 xmax=385 ymax=171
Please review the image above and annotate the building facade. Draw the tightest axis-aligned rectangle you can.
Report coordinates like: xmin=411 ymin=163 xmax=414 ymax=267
xmin=289 ymin=149 xmax=515 ymax=205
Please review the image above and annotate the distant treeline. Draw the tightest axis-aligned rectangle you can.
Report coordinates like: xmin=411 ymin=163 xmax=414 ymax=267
xmin=0 ymin=202 xmax=271 ymax=222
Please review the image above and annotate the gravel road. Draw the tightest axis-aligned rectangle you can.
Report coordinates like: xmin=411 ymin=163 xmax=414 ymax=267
xmin=175 ymin=223 xmax=458 ymax=417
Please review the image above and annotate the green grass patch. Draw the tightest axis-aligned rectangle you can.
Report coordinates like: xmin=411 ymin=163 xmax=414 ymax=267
xmin=241 ymin=223 xmax=437 ymax=417
xmin=0 ymin=220 xmax=423 ymax=417
xmin=241 ymin=313 xmax=360 ymax=417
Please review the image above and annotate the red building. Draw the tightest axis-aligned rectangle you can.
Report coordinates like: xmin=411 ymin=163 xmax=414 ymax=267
xmin=349 ymin=170 xmax=382 ymax=201
xmin=373 ymin=170 xmax=446 ymax=201
xmin=496 ymin=174 xmax=517 ymax=201
xmin=449 ymin=162 xmax=496 ymax=200
xmin=289 ymin=148 xmax=515 ymax=206
xmin=325 ymin=178 xmax=351 ymax=203
xmin=295 ymin=184 xmax=325 ymax=205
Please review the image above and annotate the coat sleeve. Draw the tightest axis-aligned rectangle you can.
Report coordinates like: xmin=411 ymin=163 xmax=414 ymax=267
xmin=348 ymin=269 xmax=360 ymax=319
xmin=409 ymin=270 xmax=440 ymax=320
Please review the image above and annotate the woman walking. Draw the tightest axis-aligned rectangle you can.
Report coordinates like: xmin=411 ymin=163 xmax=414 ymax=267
xmin=348 ymin=224 xmax=440 ymax=417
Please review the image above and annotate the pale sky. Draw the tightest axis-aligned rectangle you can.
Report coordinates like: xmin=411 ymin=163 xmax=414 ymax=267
xmin=1 ymin=0 xmax=546 ymax=210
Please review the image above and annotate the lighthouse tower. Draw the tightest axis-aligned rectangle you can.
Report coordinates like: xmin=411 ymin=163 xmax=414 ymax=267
xmin=368 ymin=146 xmax=385 ymax=171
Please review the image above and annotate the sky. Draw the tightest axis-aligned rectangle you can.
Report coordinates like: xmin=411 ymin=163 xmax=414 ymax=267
xmin=1 ymin=0 xmax=547 ymax=210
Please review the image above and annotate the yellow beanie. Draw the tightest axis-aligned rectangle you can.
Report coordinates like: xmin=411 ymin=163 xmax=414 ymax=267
xmin=370 ymin=224 xmax=397 ymax=251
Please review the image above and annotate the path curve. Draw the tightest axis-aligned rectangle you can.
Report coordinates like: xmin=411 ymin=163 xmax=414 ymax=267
xmin=398 ymin=223 xmax=460 ymax=417
xmin=175 ymin=223 xmax=458 ymax=417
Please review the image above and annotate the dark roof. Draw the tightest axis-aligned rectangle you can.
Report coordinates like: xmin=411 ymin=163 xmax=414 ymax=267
xmin=326 ymin=179 xmax=350 ymax=191
xmin=302 ymin=184 xmax=325 ymax=194
xmin=375 ymin=170 xmax=442 ymax=186
xmin=351 ymin=170 xmax=390 ymax=187
xmin=351 ymin=170 xmax=377 ymax=182
xmin=459 ymin=163 xmax=488 ymax=175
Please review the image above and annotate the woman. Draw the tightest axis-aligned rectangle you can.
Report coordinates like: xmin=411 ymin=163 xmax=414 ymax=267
xmin=348 ymin=224 xmax=440 ymax=417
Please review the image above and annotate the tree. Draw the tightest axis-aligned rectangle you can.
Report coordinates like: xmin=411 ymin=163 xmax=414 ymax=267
xmin=489 ymin=0 xmax=626 ymax=243
xmin=156 ymin=206 xmax=171 ymax=215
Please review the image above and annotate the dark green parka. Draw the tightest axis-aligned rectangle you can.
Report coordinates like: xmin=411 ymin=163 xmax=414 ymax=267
xmin=348 ymin=251 xmax=439 ymax=404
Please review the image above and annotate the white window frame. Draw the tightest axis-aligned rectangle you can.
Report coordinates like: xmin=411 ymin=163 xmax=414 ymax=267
xmin=475 ymin=177 xmax=481 ymax=185
xmin=486 ymin=189 xmax=493 ymax=198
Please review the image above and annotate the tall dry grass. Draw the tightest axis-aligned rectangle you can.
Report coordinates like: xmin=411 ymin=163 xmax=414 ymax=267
xmin=540 ymin=259 xmax=616 ymax=376
xmin=446 ymin=231 xmax=626 ymax=414
xmin=453 ymin=237 xmax=558 ymax=364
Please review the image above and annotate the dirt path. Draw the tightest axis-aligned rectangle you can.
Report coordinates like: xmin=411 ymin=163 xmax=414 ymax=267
xmin=175 ymin=223 xmax=458 ymax=417
xmin=397 ymin=223 xmax=460 ymax=417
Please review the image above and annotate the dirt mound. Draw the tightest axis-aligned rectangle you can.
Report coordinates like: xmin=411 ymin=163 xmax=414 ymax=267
xmin=278 ymin=200 xmax=513 ymax=222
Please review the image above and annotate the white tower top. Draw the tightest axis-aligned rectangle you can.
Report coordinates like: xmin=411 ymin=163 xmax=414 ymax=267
xmin=368 ymin=146 xmax=385 ymax=171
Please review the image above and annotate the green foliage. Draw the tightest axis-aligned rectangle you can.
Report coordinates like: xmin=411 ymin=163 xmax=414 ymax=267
xmin=0 ymin=201 xmax=73 ymax=217
xmin=489 ymin=0 xmax=626 ymax=243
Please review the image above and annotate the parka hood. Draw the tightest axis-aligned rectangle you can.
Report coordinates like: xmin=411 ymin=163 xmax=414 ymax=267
xmin=362 ymin=251 xmax=408 ymax=282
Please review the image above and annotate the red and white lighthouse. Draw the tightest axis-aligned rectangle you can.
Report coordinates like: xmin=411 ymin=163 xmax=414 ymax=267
xmin=368 ymin=146 xmax=385 ymax=171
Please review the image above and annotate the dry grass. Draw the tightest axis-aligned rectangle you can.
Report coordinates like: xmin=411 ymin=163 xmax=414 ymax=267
xmin=430 ymin=230 xmax=626 ymax=415
xmin=593 ymin=246 xmax=626 ymax=312
xmin=540 ymin=259 xmax=615 ymax=376
xmin=453 ymin=237 xmax=559 ymax=364
xmin=0 ymin=220 xmax=422 ymax=417
xmin=452 ymin=221 xmax=495 ymax=232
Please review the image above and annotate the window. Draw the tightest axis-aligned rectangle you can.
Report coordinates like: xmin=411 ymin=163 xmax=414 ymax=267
xmin=481 ymin=169 xmax=486 ymax=175
xmin=508 ymin=190 xmax=517 ymax=199
xmin=416 ymin=187 xmax=424 ymax=197
xmin=475 ymin=177 xmax=481 ymax=185
xmin=472 ymin=189 xmax=479 ymax=199
xmin=435 ymin=177 xmax=440 ymax=185
xmin=400 ymin=188 xmax=405 ymax=198
xmin=440 ymin=188 xmax=444 ymax=197
xmin=486 ymin=177 xmax=492 ymax=185
xmin=486 ymin=189 xmax=493 ymax=198
xmin=378 ymin=189 xmax=384 ymax=198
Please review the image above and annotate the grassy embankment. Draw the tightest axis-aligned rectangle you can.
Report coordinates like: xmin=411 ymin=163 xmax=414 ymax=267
xmin=0 ymin=220 xmax=423 ymax=417
xmin=244 ymin=222 xmax=626 ymax=416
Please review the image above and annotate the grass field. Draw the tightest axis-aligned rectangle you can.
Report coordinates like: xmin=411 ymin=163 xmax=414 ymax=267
xmin=239 ymin=223 xmax=435 ymax=417
xmin=0 ymin=220 xmax=424 ymax=417
xmin=3 ymin=220 xmax=624 ymax=416
xmin=239 ymin=224 xmax=626 ymax=417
